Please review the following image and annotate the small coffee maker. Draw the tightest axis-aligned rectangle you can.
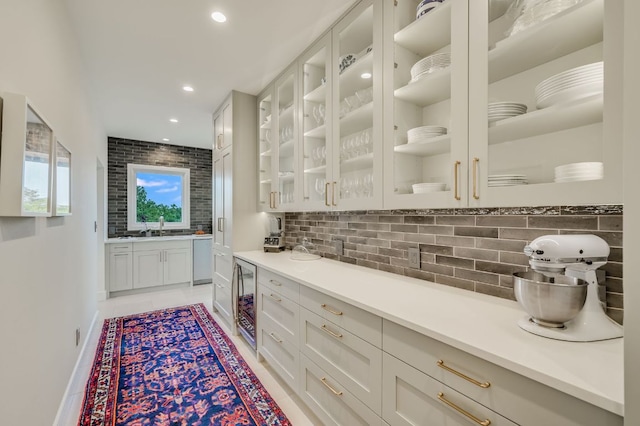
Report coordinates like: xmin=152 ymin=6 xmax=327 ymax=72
xmin=264 ymin=216 xmax=285 ymax=252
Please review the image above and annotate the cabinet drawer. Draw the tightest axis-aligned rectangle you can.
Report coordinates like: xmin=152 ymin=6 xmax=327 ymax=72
xmin=299 ymin=353 xmax=384 ymax=426
xmin=299 ymin=285 xmax=382 ymax=347
xmin=213 ymin=280 xmax=233 ymax=326
xmin=300 ymin=308 xmax=382 ymax=414
xmin=133 ymin=239 xmax=191 ymax=251
xmin=383 ymin=320 xmax=622 ymax=426
xmin=109 ymin=243 xmax=132 ymax=253
xmin=258 ymin=286 xmax=299 ymax=346
xmin=383 ymin=352 xmax=517 ymax=426
xmin=258 ymin=268 xmax=299 ymax=303
xmin=258 ymin=315 xmax=299 ymax=393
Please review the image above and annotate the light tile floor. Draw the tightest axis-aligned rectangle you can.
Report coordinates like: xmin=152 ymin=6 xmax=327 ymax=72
xmin=56 ymin=284 xmax=321 ymax=426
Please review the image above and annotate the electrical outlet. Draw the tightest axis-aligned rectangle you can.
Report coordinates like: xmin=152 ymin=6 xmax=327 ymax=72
xmin=408 ymin=247 xmax=420 ymax=268
xmin=335 ymin=239 xmax=344 ymax=256
xmin=75 ymin=328 xmax=80 ymax=347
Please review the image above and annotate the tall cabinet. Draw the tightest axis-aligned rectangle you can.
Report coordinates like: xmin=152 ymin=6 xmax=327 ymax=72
xmin=212 ymin=91 xmax=264 ymax=328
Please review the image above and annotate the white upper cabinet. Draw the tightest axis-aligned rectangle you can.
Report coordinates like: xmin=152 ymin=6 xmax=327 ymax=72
xmin=258 ymin=86 xmax=275 ymax=212
xmin=384 ymin=0 xmax=469 ymax=209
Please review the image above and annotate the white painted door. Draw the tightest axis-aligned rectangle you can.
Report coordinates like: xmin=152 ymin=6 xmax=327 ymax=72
xmin=108 ymin=252 xmax=132 ymax=292
xmin=163 ymin=248 xmax=191 ymax=285
xmin=133 ymin=250 xmax=163 ymax=289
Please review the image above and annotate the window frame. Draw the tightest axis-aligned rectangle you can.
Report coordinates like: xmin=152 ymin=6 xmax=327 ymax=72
xmin=127 ymin=163 xmax=191 ymax=231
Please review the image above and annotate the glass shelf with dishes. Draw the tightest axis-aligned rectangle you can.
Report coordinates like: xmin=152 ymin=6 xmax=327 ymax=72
xmin=384 ymin=0 xmax=465 ymax=207
xmin=275 ymin=68 xmax=297 ymax=210
xmin=469 ymin=0 xmax=620 ymax=207
xmin=257 ymin=89 xmax=275 ymax=211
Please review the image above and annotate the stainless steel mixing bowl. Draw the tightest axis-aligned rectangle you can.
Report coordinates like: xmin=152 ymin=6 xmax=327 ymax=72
xmin=513 ymin=271 xmax=588 ymax=328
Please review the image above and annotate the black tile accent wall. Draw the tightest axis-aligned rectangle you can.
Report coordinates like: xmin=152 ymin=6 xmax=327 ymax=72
xmin=107 ymin=137 xmax=212 ymax=237
xmin=285 ymin=205 xmax=624 ymax=324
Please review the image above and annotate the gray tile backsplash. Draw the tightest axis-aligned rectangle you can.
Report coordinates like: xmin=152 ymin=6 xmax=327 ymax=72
xmin=107 ymin=137 xmax=212 ymax=237
xmin=284 ymin=205 xmax=624 ymax=324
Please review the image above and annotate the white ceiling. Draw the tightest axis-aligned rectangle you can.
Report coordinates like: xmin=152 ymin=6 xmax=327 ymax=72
xmin=63 ymin=0 xmax=358 ymax=149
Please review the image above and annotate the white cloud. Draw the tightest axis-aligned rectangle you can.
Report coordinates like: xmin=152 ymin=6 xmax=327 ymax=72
xmin=156 ymin=185 xmax=179 ymax=193
xmin=137 ymin=178 xmax=168 ymax=188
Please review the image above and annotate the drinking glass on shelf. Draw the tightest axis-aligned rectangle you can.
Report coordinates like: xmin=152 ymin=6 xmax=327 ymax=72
xmin=315 ymin=178 xmax=326 ymax=199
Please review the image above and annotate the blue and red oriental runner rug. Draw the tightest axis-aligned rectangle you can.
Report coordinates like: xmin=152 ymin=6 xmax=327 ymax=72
xmin=79 ymin=303 xmax=291 ymax=425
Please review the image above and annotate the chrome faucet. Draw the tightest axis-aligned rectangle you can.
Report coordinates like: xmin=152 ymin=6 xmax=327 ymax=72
xmin=159 ymin=215 xmax=165 ymax=236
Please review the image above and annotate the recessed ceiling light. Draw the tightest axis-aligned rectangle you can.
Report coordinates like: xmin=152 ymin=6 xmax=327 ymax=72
xmin=361 ymin=72 xmax=372 ymax=79
xmin=183 ymin=85 xmax=194 ymax=92
xmin=211 ymin=11 xmax=227 ymax=23
xmin=169 ymin=118 xmax=179 ymax=123
xmin=162 ymin=138 xmax=170 ymax=142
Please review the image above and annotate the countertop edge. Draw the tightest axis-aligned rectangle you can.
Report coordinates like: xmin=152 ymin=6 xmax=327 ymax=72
xmin=234 ymin=250 xmax=624 ymax=416
xmin=105 ymin=235 xmax=212 ymax=243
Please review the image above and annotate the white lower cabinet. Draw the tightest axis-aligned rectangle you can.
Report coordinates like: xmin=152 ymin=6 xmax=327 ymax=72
xmin=213 ymin=280 xmax=233 ymax=327
xmin=107 ymin=243 xmax=133 ymax=292
xmin=383 ymin=352 xmax=517 ymax=426
xmin=299 ymin=353 xmax=384 ymax=426
xmin=259 ymin=314 xmax=299 ymax=392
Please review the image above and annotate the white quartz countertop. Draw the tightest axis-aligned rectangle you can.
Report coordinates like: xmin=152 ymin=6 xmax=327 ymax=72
xmin=105 ymin=234 xmax=212 ymax=243
xmin=234 ymin=249 xmax=624 ymax=416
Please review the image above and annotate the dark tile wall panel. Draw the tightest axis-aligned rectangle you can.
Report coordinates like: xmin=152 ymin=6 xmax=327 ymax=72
xmin=284 ymin=205 xmax=624 ymax=324
xmin=107 ymin=137 xmax=212 ymax=237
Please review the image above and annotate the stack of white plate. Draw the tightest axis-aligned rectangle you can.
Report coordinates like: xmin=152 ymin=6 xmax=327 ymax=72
xmin=407 ymin=125 xmax=447 ymax=143
xmin=412 ymin=182 xmax=446 ymax=193
xmin=535 ymin=62 xmax=603 ymax=109
xmin=410 ymin=53 xmax=451 ymax=82
xmin=508 ymin=0 xmax=583 ymax=37
xmin=488 ymin=174 xmax=528 ymax=187
xmin=488 ymin=102 xmax=527 ymax=123
xmin=554 ymin=162 xmax=603 ymax=183
xmin=416 ymin=0 xmax=445 ymax=20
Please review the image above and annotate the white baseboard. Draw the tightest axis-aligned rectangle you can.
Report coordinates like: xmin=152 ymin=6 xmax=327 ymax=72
xmin=52 ymin=310 xmax=100 ymax=426
xmin=96 ymin=290 xmax=107 ymax=301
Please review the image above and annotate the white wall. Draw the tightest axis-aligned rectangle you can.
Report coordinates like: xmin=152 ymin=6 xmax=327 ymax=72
xmin=623 ymin=0 xmax=639 ymax=424
xmin=0 ymin=0 xmax=106 ymax=424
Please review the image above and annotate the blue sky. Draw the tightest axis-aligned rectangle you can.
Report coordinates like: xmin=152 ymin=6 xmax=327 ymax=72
xmin=136 ymin=172 xmax=183 ymax=207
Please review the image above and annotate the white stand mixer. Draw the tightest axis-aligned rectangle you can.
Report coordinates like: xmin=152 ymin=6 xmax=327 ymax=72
xmin=517 ymin=234 xmax=623 ymax=342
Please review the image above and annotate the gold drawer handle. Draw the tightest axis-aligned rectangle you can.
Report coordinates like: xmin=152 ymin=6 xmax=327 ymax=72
xmin=269 ymin=293 xmax=282 ymax=302
xmin=269 ymin=332 xmax=283 ymax=343
xmin=269 ymin=279 xmax=282 ymax=286
xmin=321 ymin=324 xmax=343 ymax=339
xmin=320 ymin=377 xmax=343 ymax=396
xmin=437 ymin=392 xmax=491 ymax=426
xmin=437 ymin=360 xmax=491 ymax=388
xmin=321 ymin=304 xmax=343 ymax=316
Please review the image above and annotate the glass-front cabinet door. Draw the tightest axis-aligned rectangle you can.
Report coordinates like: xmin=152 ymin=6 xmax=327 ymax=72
xmin=331 ymin=0 xmax=383 ymax=210
xmin=274 ymin=65 xmax=298 ymax=210
xmin=300 ymin=34 xmax=332 ymax=211
xmin=383 ymin=0 xmax=469 ymax=209
xmin=257 ymin=87 xmax=274 ymax=212
xmin=468 ymin=0 xmax=622 ymax=207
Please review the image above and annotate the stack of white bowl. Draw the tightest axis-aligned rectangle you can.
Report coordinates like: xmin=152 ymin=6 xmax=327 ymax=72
xmin=416 ymin=0 xmax=445 ymax=20
xmin=507 ymin=0 xmax=584 ymax=37
xmin=412 ymin=182 xmax=446 ymax=193
xmin=410 ymin=52 xmax=451 ymax=82
xmin=535 ymin=62 xmax=603 ymax=109
xmin=488 ymin=102 xmax=527 ymax=123
xmin=554 ymin=162 xmax=603 ymax=183
xmin=488 ymin=174 xmax=528 ymax=187
xmin=407 ymin=125 xmax=447 ymax=143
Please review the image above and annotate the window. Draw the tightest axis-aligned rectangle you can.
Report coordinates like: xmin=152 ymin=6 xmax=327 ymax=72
xmin=127 ymin=164 xmax=190 ymax=231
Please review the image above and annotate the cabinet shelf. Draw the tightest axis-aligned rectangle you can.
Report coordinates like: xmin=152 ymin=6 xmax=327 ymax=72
xmin=488 ymin=0 xmax=603 ymax=83
xmin=339 ymin=101 xmax=373 ymax=135
xmin=260 ymin=121 xmax=271 ymax=129
xmin=304 ymin=123 xmax=327 ymax=138
xmin=304 ymin=84 xmax=327 ymax=104
xmin=339 ymin=51 xmax=373 ymax=91
xmin=260 ymin=179 xmax=272 ymax=185
xmin=304 ymin=164 xmax=327 ymax=174
xmin=394 ymin=68 xmax=451 ymax=107
xmin=260 ymin=149 xmax=272 ymax=157
xmin=488 ymin=93 xmax=603 ymax=145
xmin=279 ymin=139 xmax=295 ymax=157
xmin=340 ymin=152 xmax=374 ymax=173
xmin=279 ymin=105 xmax=294 ymax=122
xmin=394 ymin=1 xmax=452 ymax=57
xmin=393 ymin=134 xmax=451 ymax=157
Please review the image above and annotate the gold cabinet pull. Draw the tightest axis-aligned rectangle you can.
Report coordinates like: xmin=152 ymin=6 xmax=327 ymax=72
xmin=217 ymin=217 xmax=224 ymax=232
xmin=321 ymin=304 xmax=343 ymax=316
xmin=437 ymin=392 xmax=491 ymax=426
xmin=454 ymin=161 xmax=461 ymax=201
xmin=325 ymin=182 xmax=331 ymax=207
xmin=332 ymin=181 xmax=337 ymax=206
xmin=320 ymin=377 xmax=343 ymax=396
xmin=269 ymin=332 xmax=283 ymax=343
xmin=269 ymin=279 xmax=282 ymax=286
xmin=216 ymin=134 xmax=223 ymax=150
xmin=269 ymin=192 xmax=274 ymax=209
xmin=437 ymin=360 xmax=490 ymax=388
xmin=472 ymin=157 xmax=480 ymax=200
xmin=269 ymin=293 xmax=282 ymax=302
xmin=321 ymin=324 xmax=343 ymax=339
